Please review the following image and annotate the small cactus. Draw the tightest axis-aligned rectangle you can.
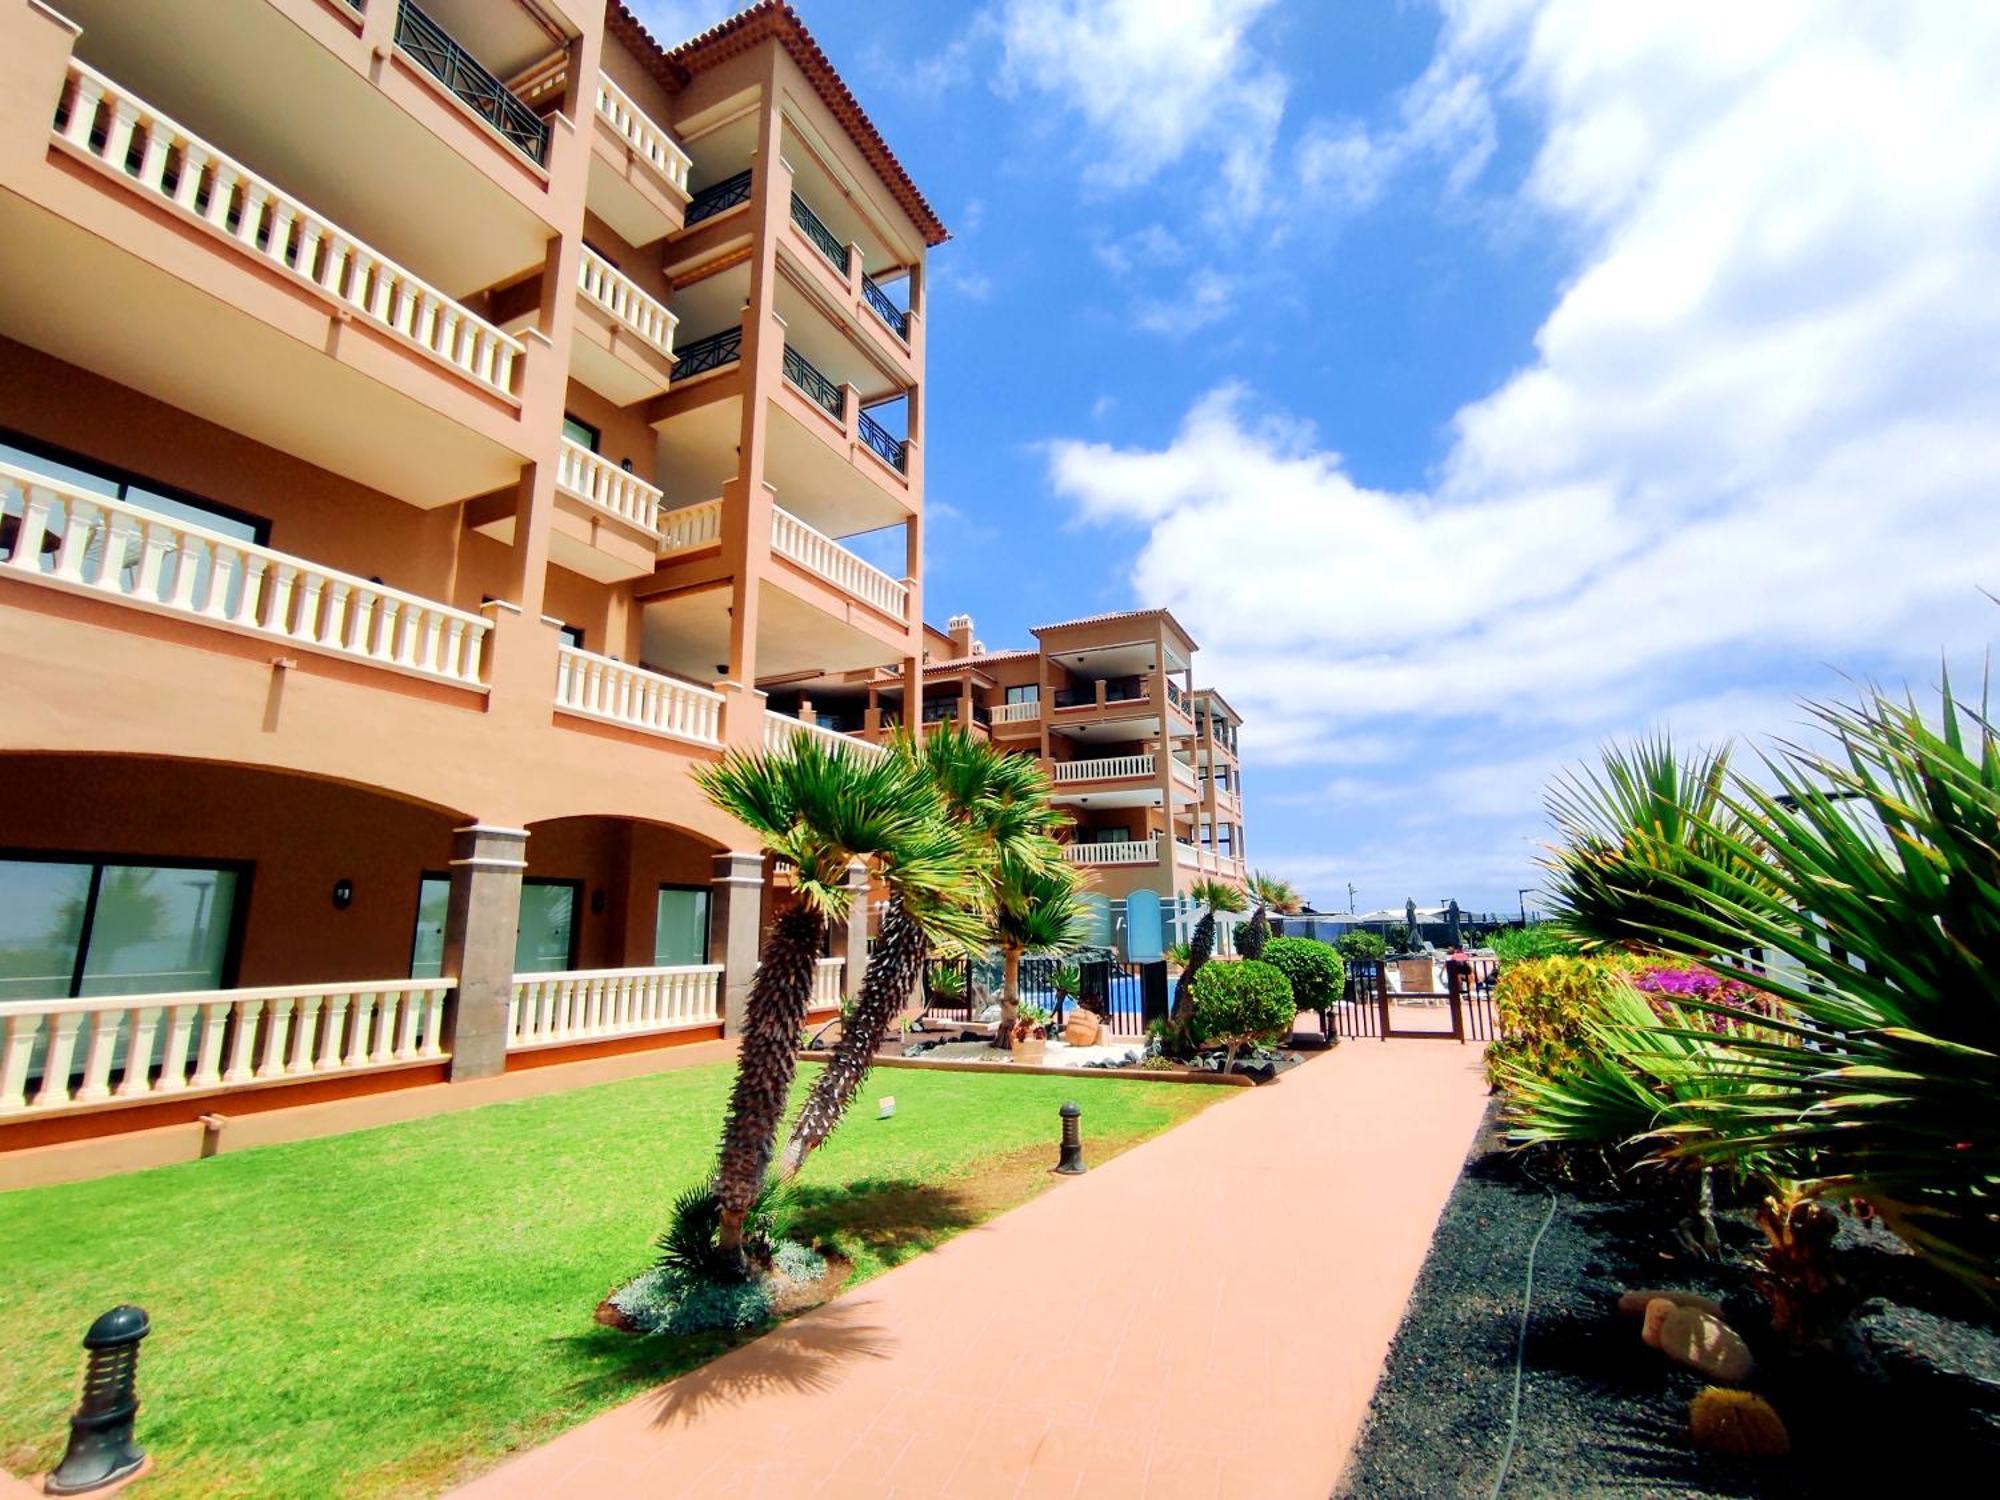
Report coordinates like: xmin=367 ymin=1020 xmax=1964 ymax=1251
xmin=1688 ymin=1388 xmax=1790 ymax=1459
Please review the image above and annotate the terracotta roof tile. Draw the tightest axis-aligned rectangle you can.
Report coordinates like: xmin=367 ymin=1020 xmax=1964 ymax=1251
xmin=1030 ymin=606 xmax=1200 ymax=651
xmin=607 ymin=1 xmax=948 ymax=246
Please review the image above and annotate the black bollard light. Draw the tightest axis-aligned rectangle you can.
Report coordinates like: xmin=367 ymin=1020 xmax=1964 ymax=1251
xmin=46 ymin=1305 xmax=149 ymax=1496
xmin=1055 ymin=1100 xmax=1086 ymax=1175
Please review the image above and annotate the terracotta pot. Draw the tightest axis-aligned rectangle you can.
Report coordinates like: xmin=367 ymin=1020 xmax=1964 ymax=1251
xmin=1011 ymin=1035 xmax=1048 ymax=1065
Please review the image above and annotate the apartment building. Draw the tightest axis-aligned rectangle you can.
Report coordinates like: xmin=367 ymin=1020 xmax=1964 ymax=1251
xmin=0 ymin=0 xmax=942 ymax=1147
xmin=764 ymin=609 xmax=1250 ymax=900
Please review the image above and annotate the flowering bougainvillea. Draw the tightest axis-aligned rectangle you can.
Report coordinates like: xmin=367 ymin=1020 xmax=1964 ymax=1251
xmin=1631 ymin=963 xmax=1782 ymax=1032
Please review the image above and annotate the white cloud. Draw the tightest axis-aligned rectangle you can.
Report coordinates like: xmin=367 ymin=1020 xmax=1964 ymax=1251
xmin=1134 ymin=269 xmax=1238 ymax=337
xmin=628 ymin=0 xmax=733 ymax=47
xmin=1295 ymin=51 xmax=1498 ymax=211
xmin=992 ymin=0 xmax=1288 ymax=214
xmin=1047 ymin=0 xmax=2000 ymax=881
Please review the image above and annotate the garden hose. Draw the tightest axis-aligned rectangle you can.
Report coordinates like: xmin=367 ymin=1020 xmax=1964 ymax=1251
xmin=1487 ymin=1160 xmax=1560 ymax=1499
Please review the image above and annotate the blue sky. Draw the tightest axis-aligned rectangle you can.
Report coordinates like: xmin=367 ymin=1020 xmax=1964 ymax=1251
xmin=638 ymin=1 xmax=2000 ymax=915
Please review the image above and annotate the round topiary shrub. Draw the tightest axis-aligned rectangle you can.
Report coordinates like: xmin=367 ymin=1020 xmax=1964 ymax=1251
xmin=1336 ymin=930 xmax=1387 ymax=963
xmin=1261 ymin=938 xmax=1345 ymax=1018
xmin=1187 ymin=958 xmax=1296 ymax=1062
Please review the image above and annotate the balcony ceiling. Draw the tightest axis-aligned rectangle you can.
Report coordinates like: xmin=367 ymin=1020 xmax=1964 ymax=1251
xmin=59 ymin=0 xmax=552 ymax=296
xmin=669 ymin=262 xmax=748 ymax=345
xmin=0 ymin=197 xmax=524 ymax=507
xmin=1051 ymin=715 xmax=1164 ymax=743
xmin=1049 ymin=641 xmax=1162 ymax=679
xmin=774 ymin=274 xmax=900 ymax=403
xmin=1051 ymin=788 xmax=1163 ymax=810
xmin=422 ymin=0 xmax=570 ymax=79
xmin=652 ymin=393 xmax=740 ymax=507
xmin=766 ymin=405 xmax=908 ymax=538
xmin=639 ymin=579 xmax=902 ymax=683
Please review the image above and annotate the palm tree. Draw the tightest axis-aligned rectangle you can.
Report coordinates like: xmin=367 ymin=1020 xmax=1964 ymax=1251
xmin=780 ymin=726 xmax=1064 ymax=1174
xmin=1238 ymin=869 xmax=1300 ymax=960
xmin=695 ymin=735 xmax=966 ymax=1268
xmin=994 ymin=861 xmax=1090 ymax=1046
xmin=1170 ymin=877 xmax=1249 ymax=1023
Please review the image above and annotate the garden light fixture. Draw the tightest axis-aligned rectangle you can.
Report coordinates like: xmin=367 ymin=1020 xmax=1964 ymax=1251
xmin=46 ymin=1305 xmax=150 ymax=1495
xmin=1056 ymin=1100 xmax=1086 ymax=1175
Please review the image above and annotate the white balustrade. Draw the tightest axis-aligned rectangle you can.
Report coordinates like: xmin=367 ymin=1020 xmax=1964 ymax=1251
xmin=770 ymin=507 xmax=909 ymax=620
xmin=763 ymin=711 xmax=886 ymax=759
xmin=811 ymin=958 xmax=844 ymax=1010
xmin=579 ymin=246 xmax=678 ymax=360
xmin=1176 ymin=841 xmax=1201 ymax=868
xmin=0 ymin=979 xmax=453 ymax=1114
xmin=1053 ymin=754 xmax=1155 ymax=784
xmin=0 ymin=462 xmax=491 ymax=686
xmin=993 ymin=700 xmax=1041 ymax=724
xmin=555 ymin=439 xmax=662 ymax=533
xmin=1065 ymin=838 xmax=1160 ymax=867
xmin=1171 ymin=758 xmax=1199 ymax=790
xmin=594 ymin=76 xmax=692 ymax=194
xmin=506 ymin=965 xmax=723 ymax=1050
xmin=53 ymin=61 xmax=522 ymax=398
xmin=555 ymin=645 xmax=723 ymax=747
xmin=657 ymin=498 xmax=724 ymax=557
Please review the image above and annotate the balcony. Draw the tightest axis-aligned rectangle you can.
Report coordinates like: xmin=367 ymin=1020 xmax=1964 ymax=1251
xmin=764 ymin=710 xmax=885 ymax=759
xmin=684 ymin=169 xmax=753 ymax=228
xmin=656 ymin=498 xmax=723 ymax=558
xmin=1053 ymin=754 xmax=1157 ymax=785
xmin=780 ymin=182 xmax=915 ymax=363
xmin=549 ymin=441 xmax=662 ymax=579
xmin=16 ymin=58 xmax=532 ymax=503
xmin=858 ymin=410 xmax=909 ymax=475
xmin=862 ymin=272 xmax=911 ymax=342
xmin=393 ymin=0 xmax=549 ymax=167
xmin=2 ymin=461 xmax=492 ymax=689
xmin=590 ymin=75 xmax=690 ymax=245
xmin=784 ymin=343 xmax=846 ymax=423
xmin=1176 ymin=840 xmax=1201 ymax=869
xmin=570 ymin=247 xmax=678 ymax=404
xmin=1066 ymin=838 xmax=1159 ymax=868
xmin=790 ymin=191 xmax=850 ymax=276
xmin=668 ymin=327 xmax=742 ymax=386
xmin=1054 ymin=678 xmax=1150 ymax=711
xmin=770 ymin=506 xmax=910 ymax=623
xmin=555 ymin=440 xmax=660 ymax=534
xmin=992 ymin=698 xmax=1042 ymax=731
xmin=553 ymin=645 xmax=723 ymax=748
xmin=507 ymin=965 xmax=721 ymax=1051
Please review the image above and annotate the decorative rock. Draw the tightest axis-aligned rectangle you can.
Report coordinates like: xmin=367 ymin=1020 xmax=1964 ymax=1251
xmin=1658 ymin=1306 xmax=1754 ymax=1384
xmin=1689 ymin=1388 xmax=1790 ymax=1458
xmin=1618 ymin=1288 xmax=1726 ymax=1320
xmin=1641 ymin=1297 xmax=1676 ymax=1350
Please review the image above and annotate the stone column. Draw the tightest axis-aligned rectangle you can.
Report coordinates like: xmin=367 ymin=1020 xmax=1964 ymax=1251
xmin=831 ymin=859 xmax=871 ymax=1004
xmin=441 ymin=824 xmax=527 ymax=1081
xmin=711 ymin=850 xmax=767 ymax=1035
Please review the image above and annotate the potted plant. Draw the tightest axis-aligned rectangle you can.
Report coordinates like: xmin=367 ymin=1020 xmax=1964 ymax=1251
xmin=1009 ymin=1002 xmax=1053 ymax=1063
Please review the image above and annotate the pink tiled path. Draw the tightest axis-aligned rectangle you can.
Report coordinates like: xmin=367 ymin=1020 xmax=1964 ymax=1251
xmin=454 ymin=1041 xmax=1491 ymax=1500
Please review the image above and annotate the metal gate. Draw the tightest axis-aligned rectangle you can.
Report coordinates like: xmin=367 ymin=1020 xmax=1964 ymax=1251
xmin=1327 ymin=959 xmax=1502 ymax=1043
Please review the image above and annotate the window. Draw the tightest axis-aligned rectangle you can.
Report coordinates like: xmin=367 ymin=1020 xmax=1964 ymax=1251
xmin=410 ymin=876 xmax=579 ymax=978
xmin=561 ymin=416 xmax=600 ymax=453
xmin=557 ymin=622 xmax=585 ymax=650
xmin=654 ymin=886 xmax=711 ymax=966
xmin=1004 ymin=684 xmax=1040 ymax=705
xmin=1 ymin=432 xmax=266 ymax=545
xmin=0 ymin=854 xmax=242 ymax=1000
xmin=1092 ymin=827 xmax=1131 ymax=845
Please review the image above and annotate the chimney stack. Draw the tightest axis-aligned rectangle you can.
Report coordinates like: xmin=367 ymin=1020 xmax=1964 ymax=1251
xmin=946 ymin=613 xmax=975 ymax=659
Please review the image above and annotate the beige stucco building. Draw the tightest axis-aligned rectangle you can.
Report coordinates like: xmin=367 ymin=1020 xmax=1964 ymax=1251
xmin=0 ymin=0 xmax=943 ymax=1149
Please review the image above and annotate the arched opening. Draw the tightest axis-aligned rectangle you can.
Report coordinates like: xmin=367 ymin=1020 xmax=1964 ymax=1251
xmin=516 ymin=814 xmax=725 ymax=974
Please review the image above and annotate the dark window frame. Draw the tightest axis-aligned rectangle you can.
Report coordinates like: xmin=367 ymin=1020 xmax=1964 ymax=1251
xmin=560 ymin=414 xmax=601 ymax=453
xmin=655 ymin=882 xmax=712 ymax=965
xmin=0 ymin=427 xmax=271 ymax=545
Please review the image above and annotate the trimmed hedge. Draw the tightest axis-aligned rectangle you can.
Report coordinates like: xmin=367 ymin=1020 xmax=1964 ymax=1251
xmin=1261 ymin=937 xmax=1345 ymax=1014
xmin=1187 ymin=959 xmax=1297 ymax=1053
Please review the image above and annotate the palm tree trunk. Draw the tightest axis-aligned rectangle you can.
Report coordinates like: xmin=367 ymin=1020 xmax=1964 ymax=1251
xmin=777 ymin=897 xmax=926 ymax=1180
xmin=1170 ymin=913 xmax=1217 ymax=1023
xmin=994 ymin=944 xmax=1021 ymax=1049
xmin=1239 ymin=905 xmax=1270 ymax=960
xmin=715 ymin=904 xmax=823 ymax=1269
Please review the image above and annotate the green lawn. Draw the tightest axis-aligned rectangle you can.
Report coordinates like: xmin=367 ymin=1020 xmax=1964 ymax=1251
xmin=0 ymin=1062 xmax=1214 ymax=1497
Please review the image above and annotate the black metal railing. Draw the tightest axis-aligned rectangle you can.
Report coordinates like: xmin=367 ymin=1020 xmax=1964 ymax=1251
xmin=1053 ymin=686 xmax=1091 ymax=709
xmin=789 ymin=192 xmax=850 ymax=275
xmin=395 ymin=0 xmax=548 ymax=166
xmin=861 ymin=272 xmax=910 ymax=340
xmin=782 ymin=344 xmax=845 ymax=420
xmin=858 ymin=410 xmax=907 ymax=472
xmin=686 ymin=169 xmax=752 ymax=226
xmin=669 ymin=326 xmax=742 ymax=382
xmin=1104 ymin=676 xmax=1147 ymax=703
xmin=921 ymin=700 xmax=990 ymax=726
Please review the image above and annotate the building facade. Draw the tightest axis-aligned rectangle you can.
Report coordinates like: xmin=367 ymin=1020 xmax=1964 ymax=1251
xmin=0 ymin=0 xmax=940 ymax=1145
xmin=765 ymin=609 xmax=1250 ymax=903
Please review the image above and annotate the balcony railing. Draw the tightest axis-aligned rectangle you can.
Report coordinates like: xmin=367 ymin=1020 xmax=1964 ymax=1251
xmin=507 ymin=965 xmax=722 ymax=1050
xmin=789 ymin=192 xmax=850 ymax=276
xmin=394 ymin=0 xmax=549 ymax=165
xmin=656 ymin=498 xmax=724 ymax=557
xmin=54 ymin=61 xmax=523 ymax=400
xmin=1053 ymin=754 xmax=1155 ymax=783
xmin=1166 ymin=680 xmax=1188 ymax=714
xmin=1053 ymin=678 xmax=1148 ymax=709
xmin=993 ymin=699 xmax=1041 ymax=724
xmin=578 ymin=247 xmax=677 ymax=362
xmin=1171 ymin=758 xmax=1200 ymax=790
xmin=594 ymin=75 xmax=690 ymax=194
xmin=1065 ymin=838 xmax=1158 ymax=867
xmin=555 ymin=439 xmax=662 ymax=533
xmin=0 ymin=979 xmax=453 ymax=1114
xmin=770 ymin=507 xmax=909 ymax=620
xmin=764 ymin=711 xmax=885 ymax=759
xmin=811 ymin=958 xmax=844 ymax=1010
xmin=685 ymin=168 xmax=752 ymax=225
xmin=669 ymin=327 xmax=742 ymax=383
xmin=862 ymin=272 xmax=910 ymax=340
xmin=2 ymin=462 xmax=492 ymax=686
xmin=555 ymin=645 xmax=723 ymax=747
xmin=858 ymin=410 xmax=908 ymax=474
xmin=783 ymin=344 xmax=846 ymax=421
xmin=1176 ymin=840 xmax=1201 ymax=868
xmin=921 ymin=700 xmax=990 ymax=726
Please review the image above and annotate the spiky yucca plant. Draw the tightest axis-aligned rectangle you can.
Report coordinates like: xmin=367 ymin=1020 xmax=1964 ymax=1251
xmin=696 ymin=735 xmax=968 ymax=1267
xmin=1238 ymin=869 xmax=1300 ymax=961
xmin=781 ymin=726 xmax=1056 ymax=1174
xmin=1625 ymin=673 xmax=2000 ymax=1298
xmin=1170 ymin=878 xmax=1249 ymax=1024
xmin=995 ymin=861 xmax=1090 ymax=1046
xmin=1542 ymin=735 xmax=1757 ymax=952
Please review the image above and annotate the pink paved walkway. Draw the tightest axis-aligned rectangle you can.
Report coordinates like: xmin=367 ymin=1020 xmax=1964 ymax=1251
xmin=455 ymin=1041 xmax=1491 ymax=1500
